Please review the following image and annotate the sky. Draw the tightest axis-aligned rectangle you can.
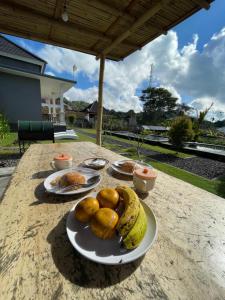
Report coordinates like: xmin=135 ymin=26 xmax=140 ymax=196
xmin=4 ymin=0 xmax=225 ymax=121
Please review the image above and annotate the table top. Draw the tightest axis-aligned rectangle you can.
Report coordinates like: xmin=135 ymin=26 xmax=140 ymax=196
xmin=0 ymin=142 xmax=225 ymax=300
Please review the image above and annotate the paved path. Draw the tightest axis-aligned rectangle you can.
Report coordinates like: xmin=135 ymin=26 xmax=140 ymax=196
xmin=0 ymin=167 xmax=15 ymax=200
xmin=76 ymin=129 xmax=225 ymax=179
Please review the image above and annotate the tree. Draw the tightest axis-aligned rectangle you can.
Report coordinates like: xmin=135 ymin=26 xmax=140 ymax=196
xmin=64 ymin=98 xmax=89 ymax=111
xmin=140 ymin=87 xmax=178 ymax=124
xmin=193 ymin=102 xmax=213 ymax=141
xmin=0 ymin=113 xmax=10 ymax=139
xmin=169 ymin=116 xmax=194 ymax=148
xmin=68 ymin=115 xmax=75 ymax=125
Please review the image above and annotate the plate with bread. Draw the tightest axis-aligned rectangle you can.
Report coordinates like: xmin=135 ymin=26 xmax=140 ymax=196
xmin=44 ymin=167 xmax=101 ymax=195
xmin=111 ymin=159 xmax=152 ymax=176
xmin=66 ymin=186 xmax=157 ymax=265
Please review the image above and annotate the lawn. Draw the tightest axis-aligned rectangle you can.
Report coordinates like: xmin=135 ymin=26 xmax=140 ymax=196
xmin=0 ymin=132 xmax=17 ymax=147
xmin=147 ymin=160 xmax=225 ymax=198
xmin=78 ymin=128 xmax=192 ymax=158
xmin=115 ymin=151 xmax=225 ymax=198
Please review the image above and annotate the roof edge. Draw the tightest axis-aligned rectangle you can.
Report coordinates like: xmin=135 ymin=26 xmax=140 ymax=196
xmin=0 ymin=64 xmax=76 ymax=84
xmin=0 ymin=34 xmax=47 ymax=64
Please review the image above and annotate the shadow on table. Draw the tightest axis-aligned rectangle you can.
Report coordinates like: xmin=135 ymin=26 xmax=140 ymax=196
xmin=30 ymin=182 xmax=91 ymax=205
xmin=47 ymin=213 xmax=143 ymax=288
xmin=106 ymin=167 xmax=133 ymax=181
xmin=32 ymin=169 xmax=54 ymax=179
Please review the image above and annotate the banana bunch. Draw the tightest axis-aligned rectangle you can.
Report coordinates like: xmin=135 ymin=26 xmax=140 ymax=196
xmin=116 ymin=186 xmax=147 ymax=250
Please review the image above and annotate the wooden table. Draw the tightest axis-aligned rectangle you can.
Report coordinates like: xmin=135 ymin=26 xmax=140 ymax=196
xmin=0 ymin=142 xmax=225 ymax=300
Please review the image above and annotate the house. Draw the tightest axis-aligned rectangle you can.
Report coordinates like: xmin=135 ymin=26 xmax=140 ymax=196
xmin=65 ymin=101 xmax=108 ymax=128
xmin=0 ymin=35 xmax=75 ymax=129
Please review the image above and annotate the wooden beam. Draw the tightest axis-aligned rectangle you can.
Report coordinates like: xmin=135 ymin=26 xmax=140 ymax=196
xmin=48 ymin=0 xmax=64 ymax=39
xmin=91 ymin=0 xmax=166 ymax=40
xmin=0 ymin=1 xmax=138 ymax=51
xmin=96 ymin=55 xmax=105 ymax=146
xmin=191 ymin=0 xmax=210 ymax=10
xmin=53 ymin=0 xmax=64 ymax=18
xmin=123 ymin=1 xmax=205 ymax=59
xmin=81 ymin=0 xmax=125 ymax=18
xmin=0 ymin=25 xmax=120 ymax=61
xmin=145 ymin=22 xmax=167 ymax=35
xmin=96 ymin=0 xmax=171 ymax=59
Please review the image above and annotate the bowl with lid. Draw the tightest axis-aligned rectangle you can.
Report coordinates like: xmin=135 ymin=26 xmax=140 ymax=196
xmin=51 ymin=153 xmax=73 ymax=170
xmin=133 ymin=167 xmax=157 ymax=194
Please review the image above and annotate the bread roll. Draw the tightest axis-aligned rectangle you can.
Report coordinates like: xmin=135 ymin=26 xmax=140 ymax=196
xmin=121 ymin=161 xmax=136 ymax=173
xmin=59 ymin=172 xmax=86 ymax=187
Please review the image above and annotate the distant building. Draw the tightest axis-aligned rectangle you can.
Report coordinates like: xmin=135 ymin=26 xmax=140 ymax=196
xmin=0 ymin=35 xmax=75 ymax=129
xmin=81 ymin=101 xmax=107 ymax=126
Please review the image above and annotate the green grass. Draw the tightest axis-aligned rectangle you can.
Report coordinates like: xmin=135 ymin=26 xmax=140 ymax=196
xmin=149 ymin=160 xmax=225 ymax=198
xmin=118 ymin=152 xmax=225 ymax=198
xmin=0 ymin=131 xmax=94 ymax=156
xmin=75 ymin=132 xmax=95 ymax=143
xmin=0 ymin=132 xmax=18 ymax=147
xmin=79 ymin=128 xmax=192 ymax=158
xmin=79 ymin=128 xmax=96 ymax=135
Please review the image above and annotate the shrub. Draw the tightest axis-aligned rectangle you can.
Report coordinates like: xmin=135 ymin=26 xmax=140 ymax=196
xmin=0 ymin=113 xmax=10 ymax=140
xmin=169 ymin=116 xmax=194 ymax=148
xmin=68 ymin=115 xmax=75 ymax=125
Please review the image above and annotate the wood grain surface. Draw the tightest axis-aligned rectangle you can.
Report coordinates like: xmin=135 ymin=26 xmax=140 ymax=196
xmin=0 ymin=142 xmax=225 ymax=300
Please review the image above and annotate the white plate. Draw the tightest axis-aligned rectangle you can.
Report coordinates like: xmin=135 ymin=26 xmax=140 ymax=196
xmin=111 ymin=160 xmax=153 ymax=176
xmin=44 ymin=167 xmax=101 ymax=195
xmin=66 ymin=193 xmax=157 ymax=265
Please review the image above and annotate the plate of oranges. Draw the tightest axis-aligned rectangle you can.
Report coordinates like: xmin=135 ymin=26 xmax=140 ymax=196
xmin=66 ymin=186 xmax=157 ymax=265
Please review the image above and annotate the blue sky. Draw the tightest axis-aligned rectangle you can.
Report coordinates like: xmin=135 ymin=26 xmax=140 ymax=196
xmin=174 ymin=0 xmax=225 ymax=50
xmin=4 ymin=0 xmax=225 ymax=119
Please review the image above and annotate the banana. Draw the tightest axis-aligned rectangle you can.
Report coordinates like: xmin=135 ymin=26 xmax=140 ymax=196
xmin=123 ymin=203 xmax=147 ymax=250
xmin=116 ymin=186 xmax=140 ymax=238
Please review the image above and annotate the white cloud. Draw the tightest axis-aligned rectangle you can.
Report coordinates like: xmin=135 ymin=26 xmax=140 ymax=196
xmin=64 ymin=86 xmax=142 ymax=112
xmin=39 ymin=45 xmax=98 ymax=79
xmin=189 ymin=97 xmax=225 ymax=121
xmin=65 ymin=86 xmax=98 ymax=103
xmin=36 ymin=27 xmax=225 ymax=119
xmin=159 ymin=85 xmax=182 ymax=103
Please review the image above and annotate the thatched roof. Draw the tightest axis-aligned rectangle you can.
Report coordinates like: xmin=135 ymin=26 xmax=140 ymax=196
xmin=81 ymin=101 xmax=107 ymax=114
xmin=0 ymin=0 xmax=214 ymax=61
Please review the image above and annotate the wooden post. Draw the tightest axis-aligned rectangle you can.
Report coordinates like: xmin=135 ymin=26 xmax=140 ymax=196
xmin=96 ymin=54 xmax=105 ymax=146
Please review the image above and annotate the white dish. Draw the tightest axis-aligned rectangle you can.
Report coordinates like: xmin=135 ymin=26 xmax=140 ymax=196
xmin=66 ymin=193 xmax=157 ymax=265
xmin=111 ymin=160 xmax=153 ymax=176
xmin=82 ymin=157 xmax=109 ymax=170
xmin=44 ymin=167 xmax=101 ymax=195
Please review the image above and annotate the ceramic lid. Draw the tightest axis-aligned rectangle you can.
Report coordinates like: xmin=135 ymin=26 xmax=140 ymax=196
xmin=134 ymin=167 xmax=157 ymax=180
xmin=54 ymin=153 xmax=72 ymax=161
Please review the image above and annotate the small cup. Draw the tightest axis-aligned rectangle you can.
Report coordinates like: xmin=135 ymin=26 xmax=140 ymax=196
xmin=50 ymin=153 xmax=73 ymax=170
xmin=133 ymin=167 xmax=157 ymax=194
